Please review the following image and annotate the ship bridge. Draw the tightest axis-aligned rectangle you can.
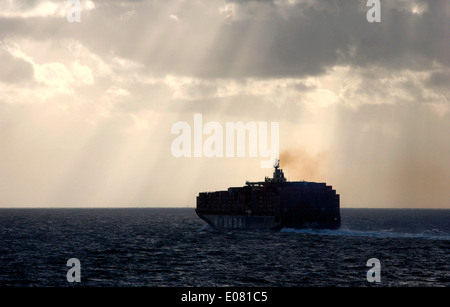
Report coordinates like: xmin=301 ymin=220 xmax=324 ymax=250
xmin=246 ymin=159 xmax=286 ymax=187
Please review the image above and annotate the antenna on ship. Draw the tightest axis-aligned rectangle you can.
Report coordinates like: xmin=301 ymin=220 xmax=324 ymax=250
xmin=274 ymin=158 xmax=280 ymax=170
xmin=272 ymin=158 xmax=286 ymax=182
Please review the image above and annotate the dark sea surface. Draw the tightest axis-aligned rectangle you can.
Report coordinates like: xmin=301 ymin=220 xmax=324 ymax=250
xmin=0 ymin=208 xmax=449 ymax=287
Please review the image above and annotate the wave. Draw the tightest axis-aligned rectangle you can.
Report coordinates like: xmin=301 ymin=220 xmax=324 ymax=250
xmin=280 ymin=227 xmax=450 ymax=241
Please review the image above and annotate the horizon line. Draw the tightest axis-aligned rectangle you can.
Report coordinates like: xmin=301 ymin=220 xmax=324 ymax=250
xmin=0 ymin=206 xmax=448 ymax=210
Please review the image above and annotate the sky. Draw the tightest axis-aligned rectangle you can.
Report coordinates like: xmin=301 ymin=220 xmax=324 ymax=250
xmin=0 ymin=0 xmax=449 ymax=208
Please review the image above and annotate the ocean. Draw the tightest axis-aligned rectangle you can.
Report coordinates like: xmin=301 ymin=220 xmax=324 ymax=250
xmin=0 ymin=208 xmax=448 ymax=287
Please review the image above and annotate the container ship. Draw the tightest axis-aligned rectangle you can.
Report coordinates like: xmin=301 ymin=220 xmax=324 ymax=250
xmin=196 ymin=160 xmax=340 ymax=230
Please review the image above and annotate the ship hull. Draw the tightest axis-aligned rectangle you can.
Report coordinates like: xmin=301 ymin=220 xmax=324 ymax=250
xmin=197 ymin=212 xmax=340 ymax=231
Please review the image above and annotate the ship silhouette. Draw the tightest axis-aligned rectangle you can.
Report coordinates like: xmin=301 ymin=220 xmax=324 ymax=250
xmin=196 ymin=160 xmax=340 ymax=230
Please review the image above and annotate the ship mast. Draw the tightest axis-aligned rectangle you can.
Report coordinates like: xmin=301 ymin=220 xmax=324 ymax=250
xmin=274 ymin=159 xmax=280 ymax=169
xmin=272 ymin=159 xmax=286 ymax=182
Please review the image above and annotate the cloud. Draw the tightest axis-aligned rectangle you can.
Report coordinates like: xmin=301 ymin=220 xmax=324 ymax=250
xmin=426 ymin=70 xmax=450 ymax=89
xmin=0 ymin=45 xmax=34 ymax=83
xmin=0 ymin=40 xmax=95 ymax=104
xmin=169 ymin=14 xmax=180 ymax=22
xmin=1 ymin=0 xmax=448 ymax=79
xmin=119 ymin=10 xmax=137 ymax=21
xmin=0 ymin=0 xmax=449 ymax=208
xmin=34 ymin=61 xmax=94 ymax=92
xmin=106 ymin=86 xmax=131 ymax=97
xmin=0 ymin=0 xmax=96 ymax=19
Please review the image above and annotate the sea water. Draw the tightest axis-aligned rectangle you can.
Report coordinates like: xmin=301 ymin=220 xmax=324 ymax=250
xmin=0 ymin=208 xmax=448 ymax=287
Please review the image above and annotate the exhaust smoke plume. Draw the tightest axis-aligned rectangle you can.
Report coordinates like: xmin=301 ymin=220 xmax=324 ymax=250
xmin=279 ymin=149 xmax=328 ymax=182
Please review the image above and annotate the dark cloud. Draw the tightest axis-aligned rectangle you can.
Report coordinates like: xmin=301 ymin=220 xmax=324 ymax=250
xmin=1 ymin=0 xmax=448 ymax=79
xmin=426 ymin=70 xmax=450 ymax=89
xmin=293 ymin=82 xmax=316 ymax=92
xmin=189 ymin=0 xmax=449 ymax=77
xmin=0 ymin=48 xmax=34 ymax=83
